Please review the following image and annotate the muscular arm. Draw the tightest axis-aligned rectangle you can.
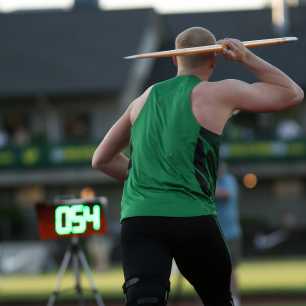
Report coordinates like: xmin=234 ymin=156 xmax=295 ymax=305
xmin=92 ymin=87 xmax=151 ymax=182
xmin=217 ymin=39 xmax=304 ymax=112
xmin=92 ymin=105 xmax=132 ymax=182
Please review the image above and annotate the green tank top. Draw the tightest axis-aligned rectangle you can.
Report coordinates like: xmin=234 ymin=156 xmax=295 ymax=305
xmin=120 ymin=75 xmax=220 ymax=221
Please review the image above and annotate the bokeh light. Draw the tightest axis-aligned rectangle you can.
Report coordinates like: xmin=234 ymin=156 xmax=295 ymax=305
xmin=243 ymin=173 xmax=258 ymax=189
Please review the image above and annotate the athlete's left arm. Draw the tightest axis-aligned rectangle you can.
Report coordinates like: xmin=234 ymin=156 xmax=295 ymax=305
xmin=92 ymin=105 xmax=132 ymax=182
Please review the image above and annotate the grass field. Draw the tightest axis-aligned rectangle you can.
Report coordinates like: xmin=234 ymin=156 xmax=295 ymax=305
xmin=247 ymin=304 xmax=305 ymax=306
xmin=0 ymin=258 xmax=306 ymax=302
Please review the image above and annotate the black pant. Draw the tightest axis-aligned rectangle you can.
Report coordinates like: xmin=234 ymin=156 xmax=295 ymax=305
xmin=121 ymin=216 xmax=233 ymax=306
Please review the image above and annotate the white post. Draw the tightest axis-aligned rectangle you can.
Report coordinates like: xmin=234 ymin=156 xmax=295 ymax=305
xmin=271 ymin=0 xmax=290 ymax=35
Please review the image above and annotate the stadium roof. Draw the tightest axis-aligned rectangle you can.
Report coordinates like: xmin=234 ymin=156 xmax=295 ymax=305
xmin=0 ymin=8 xmax=157 ymax=97
xmin=0 ymin=6 xmax=305 ymax=97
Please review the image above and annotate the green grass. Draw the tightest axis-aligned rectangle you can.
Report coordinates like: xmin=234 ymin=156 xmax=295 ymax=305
xmin=0 ymin=268 xmax=124 ymax=301
xmin=170 ymin=257 xmax=306 ymax=297
xmin=0 ymin=258 xmax=306 ymax=301
xmin=246 ymin=304 xmax=306 ymax=306
xmin=237 ymin=258 xmax=306 ymax=294
xmin=250 ymin=305 xmax=305 ymax=306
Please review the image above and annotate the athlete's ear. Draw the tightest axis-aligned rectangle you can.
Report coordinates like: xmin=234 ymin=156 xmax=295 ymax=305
xmin=172 ymin=56 xmax=177 ymax=66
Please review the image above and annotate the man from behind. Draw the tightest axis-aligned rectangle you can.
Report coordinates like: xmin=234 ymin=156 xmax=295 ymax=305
xmin=216 ymin=163 xmax=242 ymax=306
xmin=92 ymin=27 xmax=303 ymax=306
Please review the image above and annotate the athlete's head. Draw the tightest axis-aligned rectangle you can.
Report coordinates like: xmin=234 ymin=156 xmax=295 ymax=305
xmin=174 ymin=27 xmax=216 ymax=71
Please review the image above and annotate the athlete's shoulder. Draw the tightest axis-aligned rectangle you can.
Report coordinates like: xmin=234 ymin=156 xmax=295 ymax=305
xmin=215 ymin=79 xmax=249 ymax=91
xmin=195 ymin=79 xmax=248 ymax=103
xmin=130 ymin=85 xmax=153 ymax=125
xmin=133 ymin=85 xmax=153 ymax=104
xmin=197 ymin=79 xmax=244 ymax=91
xmin=138 ymin=78 xmax=173 ymax=97
xmin=153 ymin=76 xmax=180 ymax=89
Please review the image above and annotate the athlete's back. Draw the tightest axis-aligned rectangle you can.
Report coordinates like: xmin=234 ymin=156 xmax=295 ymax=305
xmin=121 ymin=75 xmax=219 ymax=221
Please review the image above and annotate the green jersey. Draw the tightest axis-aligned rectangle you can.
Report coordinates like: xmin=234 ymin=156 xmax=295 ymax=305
xmin=121 ymin=75 xmax=220 ymax=221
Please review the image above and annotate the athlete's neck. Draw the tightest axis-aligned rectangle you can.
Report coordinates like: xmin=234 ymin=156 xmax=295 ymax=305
xmin=177 ymin=66 xmax=213 ymax=81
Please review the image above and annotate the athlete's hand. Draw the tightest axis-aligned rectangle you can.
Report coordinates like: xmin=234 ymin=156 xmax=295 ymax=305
xmin=218 ymin=38 xmax=251 ymax=63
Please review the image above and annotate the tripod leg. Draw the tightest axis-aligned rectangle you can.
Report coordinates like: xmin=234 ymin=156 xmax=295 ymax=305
xmin=47 ymin=249 xmax=72 ymax=306
xmin=170 ymin=273 xmax=184 ymax=306
xmin=78 ymin=249 xmax=105 ymax=306
xmin=73 ymin=251 xmax=86 ymax=306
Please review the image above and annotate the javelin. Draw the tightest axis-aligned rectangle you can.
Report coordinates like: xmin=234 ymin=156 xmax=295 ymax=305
xmin=124 ymin=37 xmax=297 ymax=60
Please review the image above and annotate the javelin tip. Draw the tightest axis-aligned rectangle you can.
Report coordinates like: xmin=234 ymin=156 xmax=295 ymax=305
xmin=284 ymin=37 xmax=298 ymax=42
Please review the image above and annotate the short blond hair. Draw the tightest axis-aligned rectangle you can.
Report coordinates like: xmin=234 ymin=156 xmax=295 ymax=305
xmin=175 ymin=27 xmax=216 ymax=68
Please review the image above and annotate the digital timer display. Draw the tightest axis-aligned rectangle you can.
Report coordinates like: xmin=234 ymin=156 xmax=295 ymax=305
xmin=55 ymin=204 xmax=101 ymax=235
xmin=36 ymin=199 xmax=107 ymax=240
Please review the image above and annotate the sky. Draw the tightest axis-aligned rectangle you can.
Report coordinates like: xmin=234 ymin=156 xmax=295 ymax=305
xmin=0 ymin=0 xmax=271 ymax=13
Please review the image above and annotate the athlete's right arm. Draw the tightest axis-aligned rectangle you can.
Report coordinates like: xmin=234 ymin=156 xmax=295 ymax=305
xmin=217 ymin=39 xmax=304 ymax=112
xmin=91 ymin=87 xmax=151 ymax=182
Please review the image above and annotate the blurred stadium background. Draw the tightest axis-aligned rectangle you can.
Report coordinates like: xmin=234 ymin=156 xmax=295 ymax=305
xmin=0 ymin=0 xmax=306 ymax=305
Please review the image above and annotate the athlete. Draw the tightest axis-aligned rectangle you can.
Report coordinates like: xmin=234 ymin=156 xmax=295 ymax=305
xmin=92 ymin=27 xmax=303 ymax=306
xmin=216 ymin=163 xmax=241 ymax=306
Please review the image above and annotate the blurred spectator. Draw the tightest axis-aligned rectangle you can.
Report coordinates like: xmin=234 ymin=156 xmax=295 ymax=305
xmin=64 ymin=113 xmax=90 ymax=142
xmin=257 ymin=113 xmax=275 ymax=139
xmin=13 ymin=125 xmax=31 ymax=146
xmin=215 ymin=163 xmax=242 ymax=306
xmin=3 ymin=112 xmax=32 ymax=146
xmin=223 ymin=122 xmax=255 ymax=141
xmin=276 ymin=119 xmax=303 ymax=140
xmin=0 ymin=126 xmax=8 ymax=148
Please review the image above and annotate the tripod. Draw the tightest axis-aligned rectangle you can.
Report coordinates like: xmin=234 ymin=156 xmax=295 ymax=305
xmin=47 ymin=237 xmax=105 ymax=306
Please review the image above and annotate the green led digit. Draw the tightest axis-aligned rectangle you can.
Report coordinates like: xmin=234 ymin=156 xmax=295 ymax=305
xmin=71 ymin=204 xmax=87 ymax=234
xmin=55 ymin=204 xmax=101 ymax=236
xmin=84 ymin=204 xmax=101 ymax=231
xmin=55 ymin=206 xmax=71 ymax=235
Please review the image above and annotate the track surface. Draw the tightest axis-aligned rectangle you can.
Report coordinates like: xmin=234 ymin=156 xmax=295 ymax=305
xmin=2 ymin=297 xmax=306 ymax=306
